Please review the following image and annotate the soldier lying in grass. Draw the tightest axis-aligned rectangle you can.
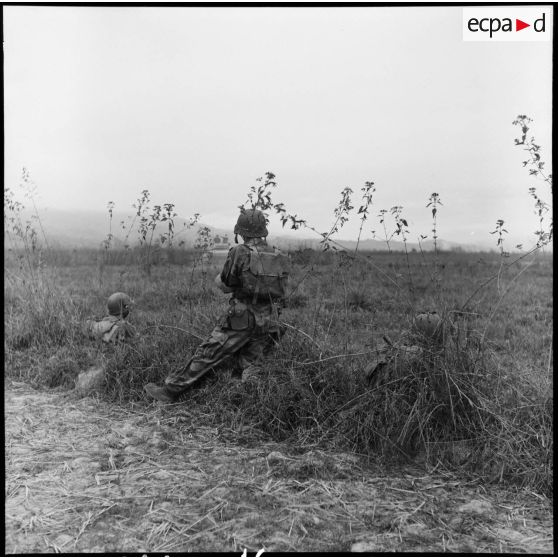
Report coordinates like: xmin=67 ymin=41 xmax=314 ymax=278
xmin=144 ymin=208 xmax=290 ymax=403
xmin=365 ymin=312 xmax=445 ymax=387
xmin=84 ymin=292 xmax=136 ymax=344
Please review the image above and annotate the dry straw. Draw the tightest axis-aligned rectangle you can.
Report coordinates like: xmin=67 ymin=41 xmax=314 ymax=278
xmin=5 ymin=383 xmax=553 ymax=554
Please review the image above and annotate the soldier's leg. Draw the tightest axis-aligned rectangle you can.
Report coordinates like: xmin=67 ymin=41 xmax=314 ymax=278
xmin=164 ymin=325 xmax=253 ymax=391
xmin=237 ymin=334 xmax=271 ymax=382
xmin=145 ymin=325 xmax=253 ymax=402
xmin=263 ymin=329 xmax=284 ymax=355
xmin=263 ymin=308 xmax=286 ymax=355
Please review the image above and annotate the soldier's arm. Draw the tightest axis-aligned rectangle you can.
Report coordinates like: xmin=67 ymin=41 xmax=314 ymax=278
xmin=214 ymin=273 xmax=234 ymax=293
xmin=220 ymin=246 xmax=245 ymax=288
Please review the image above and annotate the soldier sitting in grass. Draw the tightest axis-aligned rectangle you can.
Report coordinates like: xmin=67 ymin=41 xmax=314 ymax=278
xmin=84 ymin=292 xmax=136 ymax=344
xmin=76 ymin=292 xmax=136 ymax=395
xmin=144 ymin=208 xmax=290 ymax=403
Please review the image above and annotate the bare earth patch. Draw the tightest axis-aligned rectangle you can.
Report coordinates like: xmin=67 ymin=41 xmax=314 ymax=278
xmin=5 ymin=382 xmax=553 ymax=554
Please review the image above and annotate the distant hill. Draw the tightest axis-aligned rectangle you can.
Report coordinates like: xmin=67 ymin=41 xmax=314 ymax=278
xmin=5 ymin=207 xmax=209 ymax=249
xmin=331 ymin=237 xmax=490 ymax=253
xmin=5 ymin=207 xmax=494 ymax=253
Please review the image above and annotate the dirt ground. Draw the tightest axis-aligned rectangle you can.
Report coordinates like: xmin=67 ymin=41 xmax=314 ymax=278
xmin=4 ymin=381 xmax=554 ymax=554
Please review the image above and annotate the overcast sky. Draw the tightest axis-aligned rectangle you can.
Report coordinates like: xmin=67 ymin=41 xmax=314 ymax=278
xmin=4 ymin=6 xmax=553 ymax=248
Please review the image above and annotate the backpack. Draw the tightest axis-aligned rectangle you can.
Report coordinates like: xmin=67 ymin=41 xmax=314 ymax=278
xmin=241 ymin=246 xmax=290 ymax=301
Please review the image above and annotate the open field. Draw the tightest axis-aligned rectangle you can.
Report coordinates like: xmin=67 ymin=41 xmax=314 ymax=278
xmin=4 ymin=5 xmax=552 ymax=552
xmin=4 ymin=248 xmax=553 ymax=553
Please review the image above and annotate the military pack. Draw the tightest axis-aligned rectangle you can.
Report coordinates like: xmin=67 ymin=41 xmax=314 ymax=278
xmin=241 ymin=246 xmax=290 ymax=301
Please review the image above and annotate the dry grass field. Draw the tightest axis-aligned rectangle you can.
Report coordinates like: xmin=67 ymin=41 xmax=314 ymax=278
xmin=4 ymin=245 xmax=553 ymax=553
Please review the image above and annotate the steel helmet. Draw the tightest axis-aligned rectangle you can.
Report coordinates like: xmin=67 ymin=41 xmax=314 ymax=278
xmin=107 ymin=292 xmax=132 ymax=318
xmin=234 ymin=208 xmax=268 ymax=238
xmin=414 ymin=312 xmax=443 ymax=343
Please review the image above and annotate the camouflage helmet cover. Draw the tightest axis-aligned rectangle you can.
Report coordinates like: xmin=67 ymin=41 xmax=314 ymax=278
xmin=234 ymin=208 xmax=269 ymax=238
xmin=107 ymin=292 xmax=132 ymax=317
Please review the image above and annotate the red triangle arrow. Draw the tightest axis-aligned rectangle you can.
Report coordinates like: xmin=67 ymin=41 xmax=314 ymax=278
xmin=516 ymin=19 xmax=530 ymax=31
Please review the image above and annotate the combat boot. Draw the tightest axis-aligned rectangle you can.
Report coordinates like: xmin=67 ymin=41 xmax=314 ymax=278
xmin=144 ymin=383 xmax=181 ymax=403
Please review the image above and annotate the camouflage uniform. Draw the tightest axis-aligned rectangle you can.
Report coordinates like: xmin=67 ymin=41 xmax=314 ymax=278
xmin=84 ymin=292 xmax=135 ymax=344
xmin=85 ymin=315 xmax=136 ymax=344
xmin=364 ymin=312 xmax=445 ymax=387
xmin=164 ymin=238 xmax=285 ymax=391
xmin=364 ymin=338 xmax=423 ymax=387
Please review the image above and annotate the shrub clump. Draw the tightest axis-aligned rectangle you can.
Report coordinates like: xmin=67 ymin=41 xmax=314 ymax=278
xmin=199 ymin=315 xmax=552 ymax=496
